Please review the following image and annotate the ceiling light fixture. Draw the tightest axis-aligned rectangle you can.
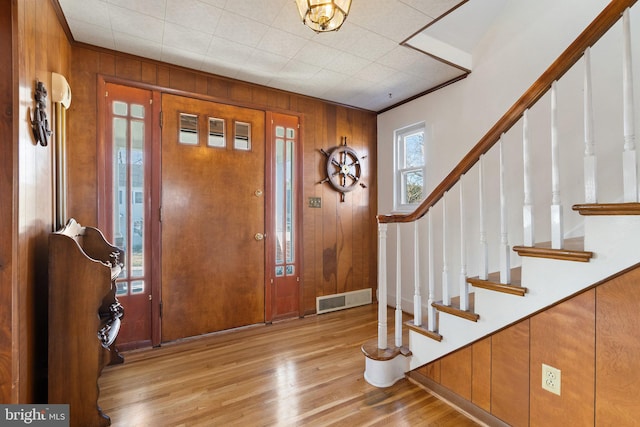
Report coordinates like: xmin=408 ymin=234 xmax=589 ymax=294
xmin=295 ymin=0 xmax=352 ymax=33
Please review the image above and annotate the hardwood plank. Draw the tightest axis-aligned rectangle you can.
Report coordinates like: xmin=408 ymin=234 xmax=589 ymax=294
xmin=99 ymin=304 xmax=480 ymax=426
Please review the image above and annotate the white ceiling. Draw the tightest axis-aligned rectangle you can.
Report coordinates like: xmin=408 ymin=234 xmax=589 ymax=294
xmin=57 ymin=0 xmax=504 ymax=112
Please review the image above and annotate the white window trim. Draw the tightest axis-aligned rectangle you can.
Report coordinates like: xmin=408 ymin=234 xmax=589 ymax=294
xmin=393 ymin=122 xmax=426 ymax=213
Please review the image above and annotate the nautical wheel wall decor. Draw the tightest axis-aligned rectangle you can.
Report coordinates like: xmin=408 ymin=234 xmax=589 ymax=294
xmin=318 ymin=136 xmax=366 ymax=202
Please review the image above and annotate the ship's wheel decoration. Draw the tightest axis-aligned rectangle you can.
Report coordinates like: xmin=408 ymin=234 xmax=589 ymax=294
xmin=318 ymin=136 xmax=367 ymax=202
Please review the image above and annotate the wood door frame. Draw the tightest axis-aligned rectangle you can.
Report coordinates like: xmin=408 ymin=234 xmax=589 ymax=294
xmin=98 ymin=76 xmax=307 ymax=334
xmin=97 ymin=76 xmax=162 ymax=347
xmin=265 ymin=112 xmax=305 ymax=322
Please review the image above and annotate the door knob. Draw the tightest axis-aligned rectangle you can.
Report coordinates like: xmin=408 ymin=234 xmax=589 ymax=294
xmin=254 ymin=233 xmax=265 ymax=241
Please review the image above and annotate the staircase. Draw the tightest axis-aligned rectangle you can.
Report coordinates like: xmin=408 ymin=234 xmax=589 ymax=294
xmin=363 ymin=0 xmax=640 ymax=390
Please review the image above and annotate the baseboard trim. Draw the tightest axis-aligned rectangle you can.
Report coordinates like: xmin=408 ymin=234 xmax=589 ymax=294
xmin=406 ymin=371 xmax=510 ymax=427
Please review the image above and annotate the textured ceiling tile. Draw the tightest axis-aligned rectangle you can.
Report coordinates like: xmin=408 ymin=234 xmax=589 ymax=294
xmin=376 ymin=45 xmax=424 ymax=70
xmin=364 ymin=2 xmax=433 ymax=42
xmin=206 ymin=36 xmax=255 ymax=65
xmin=400 ymin=0 xmax=462 ymax=19
xmin=323 ymin=51 xmax=371 ymax=76
xmin=312 ymin=24 xmax=369 ymax=52
xmin=354 ymin=62 xmax=397 ymax=84
xmin=58 ymin=0 xmax=492 ymax=111
xmin=293 ymin=41 xmax=345 ymax=68
xmin=114 ymin=32 xmax=163 ymax=60
xmin=198 ymin=0 xmax=228 ymax=9
xmin=223 ymin=0 xmax=289 ymax=24
xmin=271 ymin=3 xmax=316 ymax=40
xmin=162 ymin=23 xmax=213 ymax=55
xmin=108 ymin=4 xmax=165 ymax=43
xmin=200 ymin=59 xmax=240 ymax=79
xmin=246 ymin=49 xmax=290 ymax=74
xmin=214 ymin=10 xmax=270 ymax=47
xmin=161 ymin=46 xmax=205 ymax=70
xmin=67 ymin=18 xmax=115 ymax=49
xmin=348 ymin=30 xmax=398 ymax=62
xmin=257 ymin=28 xmax=308 ymax=59
xmin=106 ymin=0 xmax=167 ymax=20
xmin=278 ymin=59 xmax=322 ymax=80
xmin=59 ymin=0 xmax=110 ymax=27
xmin=165 ymin=0 xmax=223 ymax=35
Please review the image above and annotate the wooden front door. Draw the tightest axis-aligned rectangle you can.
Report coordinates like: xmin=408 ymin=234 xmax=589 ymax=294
xmin=160 ymin=94 xmax=265 ymax=342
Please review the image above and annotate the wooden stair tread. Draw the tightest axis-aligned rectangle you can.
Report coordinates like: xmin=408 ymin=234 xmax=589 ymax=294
xmin=405 ymin=320 xmax=443 ymax=342
xmin=432 ymin=293 xmax=479 ymax=322
xmin=513 ymin=236 xmax=592 ymax=262
xmin=573 ymin=202 xmax=640 ymax=215
xmin=468 ymin=267 xmax=527 ymax=296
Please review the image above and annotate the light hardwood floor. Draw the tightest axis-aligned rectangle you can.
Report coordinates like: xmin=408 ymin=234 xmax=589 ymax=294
xmin=99 ymin=304 xmax=480 ymax=426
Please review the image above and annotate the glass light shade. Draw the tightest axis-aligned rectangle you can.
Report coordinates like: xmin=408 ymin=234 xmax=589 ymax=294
xmin=295 ymin=0 xmax=352 ymax=32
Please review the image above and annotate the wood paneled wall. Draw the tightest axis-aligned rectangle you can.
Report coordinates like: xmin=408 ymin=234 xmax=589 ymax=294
xmin=68 ymin=46 xmax=378 ymax=316
xmin=3 ymin=0 xmax=72 ymax=403
xmin=0 ymin=0 xmax=15 ymax=404
xmin=413 ymin=264 xmax=640 ymax=426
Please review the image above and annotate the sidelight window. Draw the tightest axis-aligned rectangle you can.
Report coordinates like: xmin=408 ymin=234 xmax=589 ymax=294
xmin=112 ymin=101 xmax=147 ymax=296
xmin=274 ymin=125 xmax=295 ymax=276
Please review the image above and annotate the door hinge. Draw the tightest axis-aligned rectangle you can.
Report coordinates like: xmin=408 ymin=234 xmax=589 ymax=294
xmin=159 ymin=206 xmax=162 ymax=222
xmin=159 ymin=301 xmax=163 ymax=318
xmin=159 ymin=111 xmax=163 ymax=128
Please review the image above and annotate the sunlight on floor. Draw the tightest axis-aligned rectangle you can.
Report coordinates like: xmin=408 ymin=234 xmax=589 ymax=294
xmin=275 ymin=359 xmax=299 ymax=423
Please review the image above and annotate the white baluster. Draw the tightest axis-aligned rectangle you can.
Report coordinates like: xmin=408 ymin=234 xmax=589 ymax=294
xmin=442 ymin=194 xmax=450 ymax=305
xmin=622 ymin=8 xmax=638 ymax=202
xmin=413 ymin=221 xmax=422 ymax=327
xmin=459 ymin=177 xmax=469 ymax=311
xmin=395 ymin=224 xmax=402 ymax=348
xmin=427 ymin=211 xmax=436 ymax=332
xmin=584 ymin=48 xmax=598 ymax=203
xmin=523 ymin=109 xmax=535 ymax=246
xmin=499 ymin=135 xmax=511 ymax=284
xmin=550 ymin=81 xmax=564 ymax=249
xmin=377 ymin=223 xmax=388 ymax=350
xmin=479 ymin=155 xmax=488 ymax=280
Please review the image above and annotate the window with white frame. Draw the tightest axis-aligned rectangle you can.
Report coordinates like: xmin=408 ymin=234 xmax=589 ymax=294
xmin=394 ymin=123 xmax=425 ymax=211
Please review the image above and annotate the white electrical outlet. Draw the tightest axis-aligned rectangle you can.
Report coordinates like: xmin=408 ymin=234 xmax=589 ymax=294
xmin=542 ymin=363 xmax=561 ymax=396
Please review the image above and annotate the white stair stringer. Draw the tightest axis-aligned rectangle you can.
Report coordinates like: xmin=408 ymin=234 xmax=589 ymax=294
xmin=408 ymin=215 xmax=640 ymax=371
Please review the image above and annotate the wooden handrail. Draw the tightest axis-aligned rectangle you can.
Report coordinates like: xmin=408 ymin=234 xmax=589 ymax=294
xmin=379 ymin=0 xmax=638 ymax=224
